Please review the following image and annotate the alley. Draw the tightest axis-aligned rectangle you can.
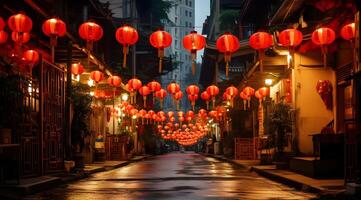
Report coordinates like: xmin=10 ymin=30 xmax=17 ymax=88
xmin=23 ymin=152 xmax=315 ymax=200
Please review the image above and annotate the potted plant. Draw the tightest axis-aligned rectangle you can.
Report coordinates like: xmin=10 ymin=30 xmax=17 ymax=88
xmin=70 ymin=84 xmax=92 ymax=169
xmin=269 ymin=100 xmax=292 ymax=169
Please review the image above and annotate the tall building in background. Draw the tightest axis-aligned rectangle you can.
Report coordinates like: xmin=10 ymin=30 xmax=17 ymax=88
xmin=162 ymin=0 xmax=196 ymax=111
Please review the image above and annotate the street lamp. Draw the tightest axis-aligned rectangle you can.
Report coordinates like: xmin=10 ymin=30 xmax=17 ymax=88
xmin=265 ymin=79 xmax=273 ymax=86
xmin=121 ymin=93 xmax=129 ymax=101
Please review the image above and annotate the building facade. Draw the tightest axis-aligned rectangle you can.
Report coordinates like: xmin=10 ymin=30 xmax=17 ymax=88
xmin=162 ymin=0 xmax=195 ymax=111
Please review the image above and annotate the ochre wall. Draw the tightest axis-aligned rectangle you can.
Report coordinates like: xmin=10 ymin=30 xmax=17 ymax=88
xmin=292 ymin=53 xmax=336 ymax=155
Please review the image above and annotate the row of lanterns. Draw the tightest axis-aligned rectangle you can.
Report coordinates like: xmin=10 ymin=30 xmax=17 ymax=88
xmin=1 ymin=13 xmax=355 ymax=79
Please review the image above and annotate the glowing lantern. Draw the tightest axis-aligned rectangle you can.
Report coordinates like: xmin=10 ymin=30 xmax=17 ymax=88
xmin=78 ymin=21 xmax=103 ymax=51
xmin=90 ymin=70 xmax=104 ymax=83
xmin=128 ymin=78 xmax=142 ymax=104
xmin=115 ymin=25 xmax=138 ymax=68
xmin=8 ymin=13 xmax=33 ymax=41
xmin=149 ymin=30 xmax=172 ymax=72
xmin=22 ymin=50 xmax=39 ymax=70
xmin=278 ymin=29 xmax=303 ymax=67
xmin=0 ymin=31 xmax=8 ymax=44
xmin=0 ymin=17 xmax=4 ymax=30
xmin=186 ymin=110 xmax=195 ymax=119
xmin=201 ymin=91 xmax=211 ymax=110
xmin=138 ymin=86 xmax=151 ymax=107
xmin=206 ymin=85 xmax=219 ymax=108
xmin=258 ymin=87 xmax=270 ymax=98
xmin=242 ymin=86 xmax=255 ymax=109
xmin=167 ymin=82 xmax=181 ymax=95
xmin=42 ymin=17 xmax=66 ymax=46
xmin=108 ymin=76 xmax=122 ymax=87
xmin=173 ymin=91 xmax=183 ymax=110
xmin=186 ymin=84 xmax=200 ymax=96
xmin=11 ymin=31 xmax=30 ymax=44
xmin=147 ymin=80 xmax=161 ymax=103
xmin=71 ymin=63 xmax=84 ymax=76
xmin=216 ymin=33 xmax=240 ymax=78
xmin=255 ymin=90 xmax=263 ymax=102
xmin=177 ymin=111 xmax=184 ymax=117
xmin=278 ymin=29 xmax=303 ymax=48
xmin=167 ymin=111 xmax=175 ymax=118
xmin=188 ymin=94 xmax=198 ymax=111
xmin=155 ymin=89 xmax=167 ymax=109
xmin=311 ymin=27 xmax=335 ymax=67
xmin=341 ymin=22 xmax=355 ymax=41
xmin=249 ymin=32 xmax=273 ymax=72
xmin=182 ymin=31 xmax=206 ymax=75
xmin=225 ymin=86 xmax=238 ymax=107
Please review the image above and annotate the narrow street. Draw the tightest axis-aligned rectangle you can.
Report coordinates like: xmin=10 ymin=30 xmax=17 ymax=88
xmin=23 ymin=152 xmax=315 ymax=200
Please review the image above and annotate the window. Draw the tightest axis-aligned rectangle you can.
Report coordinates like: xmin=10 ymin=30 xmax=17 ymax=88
xmin=175 ymin=28 xmax=178 ymax=36
xmin=189 ymin=1 xmax=192 ymax=7
xmin=185 ymin=21 xmax=188 ymax=27
xmin=175 ymin=16 xmax=178 ymax=23
xmin=189 ymin=22 xmax=192 ymax=27
xmin=175 ymin=39 xmax=178 ymax=48
xmin=185 ymin=10 xmax=188 ymax=17
xmin=185 ymin=0 xmax=188 ymax=5
xmin=189 ymin=12 xmax=192 ymax=17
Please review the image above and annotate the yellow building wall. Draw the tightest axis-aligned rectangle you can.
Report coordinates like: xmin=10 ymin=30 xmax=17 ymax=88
xmin=292 ymin=53 xmax=336 ymax=155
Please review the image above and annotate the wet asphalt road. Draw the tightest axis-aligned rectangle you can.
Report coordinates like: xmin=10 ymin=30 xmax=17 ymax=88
xmin=22 ymin=152 xmax=315 ymax=200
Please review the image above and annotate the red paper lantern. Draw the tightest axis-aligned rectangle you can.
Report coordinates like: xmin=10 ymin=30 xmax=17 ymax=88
xmin=206 ymin=85 xmax=219 ymax=108
xmin=8 ymin=13 xmax=32 ymax=34
xmin=139 ymin=86 xmax=151 ymax=107
xmin=71 ymin=63 xmax=84 ymax=76
xmin=183 ymin=31 xmax=206 ymax=75
xmin=186 ymin=84 xmax=200 ymax=95
xmin=167 ymin=111 xmax=175 ymax=118
xmin=173 ymin=91 xmax=183 ymax=110
xmin=259 ymin=87 xmax=270 ymax=97
xmin=11 ymin=31 xmax=30 ymax=44
xmin=128 ymin=78 xmax=142 ymax=90
xmin=188 ymin=94 xmax=198 ymax=110
xmin=108 ymin=76 xmax=122 ymax=87
xmin=22 ymin=49 xmax=39 ymax=69
xmin=42 ymin=17 xmax=66 ymax=46
xmin=128 ymin=78 xmax=142 ymax=104
xmin=0 ymin=31 xmax=8 ymax=44
xmin=0 ymin=17 xmax=5 ymax=30
xmin=79 ymin=21 xmax=103 ymax=50
xmin=150 ymin=30 xmax=172 ymax=73
xmin=115 ymin=25 xmax=138 ymax=68
xmin=216 ymin=33 xmax=240 ymax=78
xmin=147 ymin=80 xmax=161 ymax=92
xmin=225 ymin=86 xmax=238 ymax=107
xmin=340 ymin=22 xmax=355 ymax=41
xmin=249 ymin=32 xmax=273 ymax=72
xmin=155 ymin=88 xmax=167 ymax=109
xmin=242 ymin=86 xmax=255 ymax=96
xmin=167 ymin=82 xmax=180 ymax=94
xmin=311 ymin=27 xmax=335 ymax=67
xmin=201 ymin=91 xmax=211 ymax=109
xmin=255 ymin=90 xmax=263 ymax=102
xmin=278 ymin=29 xmax=303 ymax=47
xmin=178 ymin=111 xmax=184 ymax=117
xmin=90 ymin=70 xmax=104 ymax=83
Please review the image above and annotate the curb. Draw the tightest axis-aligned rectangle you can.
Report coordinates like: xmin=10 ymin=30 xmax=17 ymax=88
xmin=0 ymin=155 xmax=153 ymax=197
xmin=201 ymin=153 xmax=325 ymax=194
xmin=251 ymin=166 xmax=323 ymax=193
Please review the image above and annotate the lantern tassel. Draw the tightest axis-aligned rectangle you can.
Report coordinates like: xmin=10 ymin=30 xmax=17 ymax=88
xmin=123 ymin=46 xmax=128 ymax=68
xmin=259 ymin=50 xmax=264 ymax=72
xmin=87 ymin=40 xmax=93 ymax=51
xmin=243 ymin=100 xmax=247 ymax=110
xmin=50 ymin=36 xmax=57 ymax=47
xmin=212 ymin=97 xmax=215 ymax=108
xmin=159 ymin=49 xmax=164 ymax=73
xmin=225 ymin=54 xmax=231 ymax=79
xmin=322 ymin=46 xmax=327 ymax=68
xmin=191 ymin=52 xmax=196 ymax=75
xmin=206 ymin=101 xmax=209 ymax=110
xmin=143 ymin=96 xmax=147 ymax=108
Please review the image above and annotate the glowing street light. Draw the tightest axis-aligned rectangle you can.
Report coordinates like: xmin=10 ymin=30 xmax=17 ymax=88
xmin=265 ymin=79 xmax=273 ymax=86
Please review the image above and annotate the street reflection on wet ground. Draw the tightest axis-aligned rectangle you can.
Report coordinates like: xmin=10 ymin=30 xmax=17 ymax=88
xmin=22 ymin=152 xmax=316 ymax=200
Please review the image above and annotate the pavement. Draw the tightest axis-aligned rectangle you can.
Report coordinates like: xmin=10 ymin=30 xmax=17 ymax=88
xmin=18 ymin=152 xmax=316 ymax=200
xmin=203 ymin=153 xmax=345 ymax=194
xmin=0 ymin=155 xmax=151 ymax=198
